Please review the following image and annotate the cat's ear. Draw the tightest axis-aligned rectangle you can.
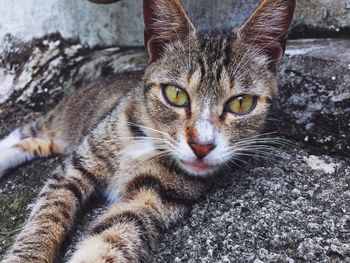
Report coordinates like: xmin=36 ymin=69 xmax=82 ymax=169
xmin=143 ymin=0 xmax=195 ymax=62
xmin=238 ymin=0 xmax=296 ymax=72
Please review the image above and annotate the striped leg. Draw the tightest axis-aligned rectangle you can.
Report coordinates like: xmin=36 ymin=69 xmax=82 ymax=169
xmin=3 ymin=163 xmax=98 ymax=263
xmin=68 ymin=175 xmax=193 ymax=263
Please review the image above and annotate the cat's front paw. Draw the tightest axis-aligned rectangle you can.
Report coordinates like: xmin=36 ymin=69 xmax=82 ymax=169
xmin=68 ymin=236 xmax=127 ymax=263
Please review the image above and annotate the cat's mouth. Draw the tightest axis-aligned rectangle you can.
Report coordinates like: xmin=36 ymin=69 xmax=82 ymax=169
xmin=180 ymin=160 xmax=217 ymax=176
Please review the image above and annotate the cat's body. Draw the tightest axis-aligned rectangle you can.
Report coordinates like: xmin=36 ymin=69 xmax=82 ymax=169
xmin=1 ymin=0 xmax=296 ymax=262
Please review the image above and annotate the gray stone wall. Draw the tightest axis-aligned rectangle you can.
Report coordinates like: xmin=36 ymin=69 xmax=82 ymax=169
xmin=0 ymin=0 xmax=349 ymax=52
xmin=294 ymin=0 xmax=350 ymax=33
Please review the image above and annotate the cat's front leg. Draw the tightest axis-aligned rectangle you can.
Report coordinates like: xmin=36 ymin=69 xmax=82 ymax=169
xmin=3 ymin=157 xmax=100 ymax=263
xmin=68 ymin=173 xmax=204 ymax=263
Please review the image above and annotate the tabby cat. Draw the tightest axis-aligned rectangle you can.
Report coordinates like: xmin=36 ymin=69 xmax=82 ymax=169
xmin=1 ymin=0 xmax=295 ymax=262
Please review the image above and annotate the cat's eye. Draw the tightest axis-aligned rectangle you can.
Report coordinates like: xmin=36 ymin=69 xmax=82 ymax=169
xmin=226 ymin=94 xmax=257 ymax=115
xmin=162 ymin=85 xmax=189 ymax=107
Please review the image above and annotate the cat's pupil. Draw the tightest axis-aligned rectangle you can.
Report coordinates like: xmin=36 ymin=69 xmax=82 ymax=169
xmin=176 ymin=89 xmax=180 ymax=98
xmin=238 ymin=96 xmax=243 ymax=107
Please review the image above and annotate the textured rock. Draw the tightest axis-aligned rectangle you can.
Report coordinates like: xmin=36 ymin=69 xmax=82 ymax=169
xmin=275 ymin=39 xmax=350 ymax=155
xmin=155 ymin=151 xmax=350 ymax=262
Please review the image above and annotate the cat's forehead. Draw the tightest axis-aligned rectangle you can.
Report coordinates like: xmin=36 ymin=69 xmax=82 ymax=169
xmin=189 ymin=31 xmax=272 ymax=96
xmin=145 ymin=29 xmax=276 ymax=97
xmin=196 ymin=30 xmax=236 ymax=59
xmin=192 ymin=31 xmax=235 ymax=92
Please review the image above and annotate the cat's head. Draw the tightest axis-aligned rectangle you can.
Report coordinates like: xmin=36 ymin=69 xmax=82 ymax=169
xmin=141 ymin=0 xmax=295 ymax=176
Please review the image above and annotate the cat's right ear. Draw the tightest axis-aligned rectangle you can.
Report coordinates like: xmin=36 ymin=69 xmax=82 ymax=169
xmin=237 ymin=0 xmax=296 ymax=72
xmin=143 ymin=0 xmax=195 ymax=63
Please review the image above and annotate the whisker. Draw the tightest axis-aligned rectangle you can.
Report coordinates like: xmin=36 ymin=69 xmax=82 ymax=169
xmin=233 ymin=137 xmax=294 ymax=148
xmin=125 ymin=122 xmax=176 ymax=140
xmin=118 ymin=137 xmax=176 ymax=151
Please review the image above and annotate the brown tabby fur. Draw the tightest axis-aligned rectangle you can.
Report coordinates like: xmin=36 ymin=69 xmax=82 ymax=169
xmin=1 ymin=0 xmax=295 ymax=262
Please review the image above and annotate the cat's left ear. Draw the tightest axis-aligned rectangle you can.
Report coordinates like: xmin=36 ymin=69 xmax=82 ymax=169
xmin=143 ymin=0 xmax=195 ymax=63
xmin=238 ymin=0 xmax=296 ymax=72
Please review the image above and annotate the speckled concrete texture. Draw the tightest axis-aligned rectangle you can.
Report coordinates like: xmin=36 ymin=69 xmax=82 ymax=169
xmin=155 ymin=151 xmax=350 ymax=262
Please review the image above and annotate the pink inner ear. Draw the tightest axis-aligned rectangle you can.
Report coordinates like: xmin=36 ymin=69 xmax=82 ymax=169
xmin=143 ymin=0 xmax=195 ymax=63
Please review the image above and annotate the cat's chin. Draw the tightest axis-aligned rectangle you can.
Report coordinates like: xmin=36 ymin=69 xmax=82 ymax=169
xmin=180 ymin=160 xmax=218 ymax=176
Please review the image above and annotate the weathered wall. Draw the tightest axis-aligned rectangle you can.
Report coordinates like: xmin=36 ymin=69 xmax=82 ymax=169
xmin=1 ymin=0 xmax=349 ymax=52
xmin=0 ymin=0 xmax=263 ymax=51
xmin=293 ymin=0 xmax=350 ymax=36
xmin=0 ymin=0 xmax=142 ymax=49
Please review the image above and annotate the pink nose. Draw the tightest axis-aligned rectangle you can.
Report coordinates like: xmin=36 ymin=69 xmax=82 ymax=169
xmin=189 ymin=143 xmax=215 ymax=158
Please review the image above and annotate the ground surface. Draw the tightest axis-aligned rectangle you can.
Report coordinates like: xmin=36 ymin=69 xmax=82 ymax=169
xmin=155 ymin=151 xmax=350 ymax=262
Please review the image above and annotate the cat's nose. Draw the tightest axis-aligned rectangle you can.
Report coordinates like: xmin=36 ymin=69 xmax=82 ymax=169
xmin=189 ymin=142 xmax=215 ymax=159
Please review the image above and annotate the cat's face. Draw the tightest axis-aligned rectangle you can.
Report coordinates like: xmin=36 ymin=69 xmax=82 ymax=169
xmin=141 ymin=0 xmax=295 ymax=176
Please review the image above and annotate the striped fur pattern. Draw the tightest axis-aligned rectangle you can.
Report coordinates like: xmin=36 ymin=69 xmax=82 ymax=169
xmin=1 ymin=0 xmax=295 ymax=262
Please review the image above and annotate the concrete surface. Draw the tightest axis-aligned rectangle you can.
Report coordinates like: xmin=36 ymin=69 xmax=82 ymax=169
xmin=154 ymin=151 xmax=350 ymax=262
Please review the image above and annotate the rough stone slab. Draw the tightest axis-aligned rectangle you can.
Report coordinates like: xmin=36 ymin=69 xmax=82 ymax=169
xmin=154 ymin=151 xmax=350 ymax=262
xmin=275 ymin=39 xmax=350 ymax=155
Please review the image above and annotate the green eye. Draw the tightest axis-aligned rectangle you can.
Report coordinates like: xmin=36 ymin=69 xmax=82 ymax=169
xmin=226 ymin=95 xmax=257 ymax=115
xmin=163 ymin=85 xmax=189 ymax=107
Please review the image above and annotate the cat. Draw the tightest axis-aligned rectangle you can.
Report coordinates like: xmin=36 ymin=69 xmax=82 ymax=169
xmin=1 ymin=0 xmax=296 ymax=262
